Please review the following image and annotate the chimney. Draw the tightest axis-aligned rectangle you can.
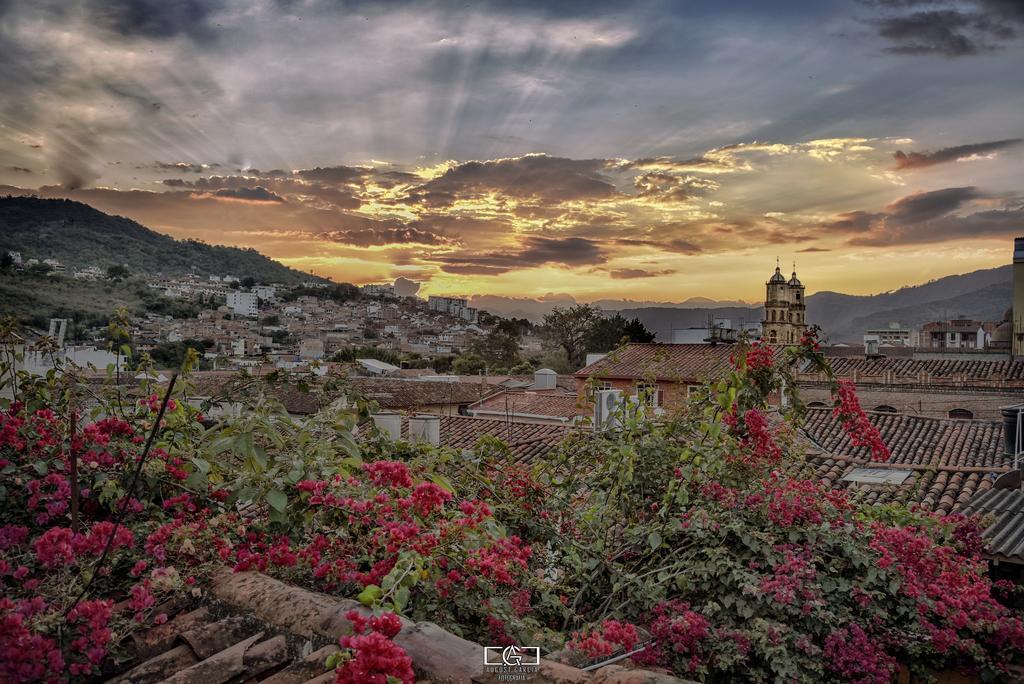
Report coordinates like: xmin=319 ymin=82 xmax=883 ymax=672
xmin=864 ymin=338 xmax=879 ymax=357
xmin=1013 ymin=238 xmax=1024 ymax=358
xmin=533 ymin=368 xmax=557 ymax=390
xmin=370 ymin=411 xmax=402 ymax=441
xmin=1001 ymin=403 xmax=1024 ymax=464
xmin=408 ymin=414 xmax=441 ymax=446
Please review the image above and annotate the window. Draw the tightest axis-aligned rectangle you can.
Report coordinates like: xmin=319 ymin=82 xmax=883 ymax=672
xmin=770 ymin=310 xmax=776 ymax=322
xmin=768 ymin=330 xmax=777 ymax=343
xmin=635 ymin=382 xmax=662 ymax=407
xmin=874 ymin=405 xmax=897 ymax=413
xmin=948 ymin=408 xmax=974 ymax=420
xmin=842 ymin=468 xmax=910 ymax=485
xmin=586 ymin=380 xmax=614 ymax=401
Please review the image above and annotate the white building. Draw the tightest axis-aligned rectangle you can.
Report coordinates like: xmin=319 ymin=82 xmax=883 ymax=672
xmin=362 ymin=283 xmax=396 ymax=298
xmin=427 ymin=296 xmax=478 ymax=323
xmin=226 ymin=291 xmax=259 ymax=317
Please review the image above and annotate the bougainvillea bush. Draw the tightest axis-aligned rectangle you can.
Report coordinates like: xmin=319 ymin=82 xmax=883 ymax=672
xmin=2 ymin=326 xmax=1024 ymax=683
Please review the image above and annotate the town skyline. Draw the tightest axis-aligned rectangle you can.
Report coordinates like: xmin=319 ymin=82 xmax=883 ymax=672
xmin=1 ymin=0 xmax=1022 ymax=301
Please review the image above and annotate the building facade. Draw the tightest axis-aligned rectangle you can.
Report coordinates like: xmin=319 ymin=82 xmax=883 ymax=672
xmin=226 ymin=291 xmax=258 ymax=317
xmin=762 ymin=264 xmax=806 ymax=344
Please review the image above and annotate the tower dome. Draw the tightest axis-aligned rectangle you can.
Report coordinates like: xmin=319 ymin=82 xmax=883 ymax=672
xmin=788 ymin=270 xmax=802 ymax=287
xmin=769 ymin=266 xmax=786 ymax=284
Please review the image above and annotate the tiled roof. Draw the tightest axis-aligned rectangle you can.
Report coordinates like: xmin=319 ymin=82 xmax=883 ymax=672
xmin=796 ymin=408 xmax=1012 ymax=514
xmin=348 ymin=377 xmax=498 ymax=409
xmin=361 ymin=414 xmax=575 ymax=464
xmin=574 ymin=343 xmax=775 ymax=382
xmin=468 ymin=391 xmax=585 ymax=420
xmin=801 ymin=408 xmax=1007 ymax=468
xmin=176 ymin=372 xmax=500 ymax=414
xmin=810 ymin=356 xmax=1024 ymax=384
xmin=964 ymin=488 xmax=1024 ymax=564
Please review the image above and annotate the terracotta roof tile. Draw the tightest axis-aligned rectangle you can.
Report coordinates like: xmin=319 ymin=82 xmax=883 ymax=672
xmin=810 ymin=356 xmax=1024 ymax=384
xmin=796 ymin=408 xmax=1010 ymax=514
xmin=575 ymin=343 xmax=778 ymax=383
xmin=348 ymin=377 xmax=498 ymax=410
xmin=468 ymin=391 xmax=585 ymax=420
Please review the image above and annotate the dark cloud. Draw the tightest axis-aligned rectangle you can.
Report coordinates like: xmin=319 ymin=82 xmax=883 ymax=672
xmin=319 ymin=226 xmax=457 ymax=247
xmin=822 ymin=184 xmax=1018 ymax=246
xmin=434 ymin=236 xmax=606 ymax=275
xmin=9 ymin=166 xmax=32 ymax=173
xmin=294 ymin=165 xmax=371 ymax=185
xmin=615 ymin=237 xmax=704 ymax=255
xmin=893 ymin=138 xmax=1022 ymax=169
xmin=885 ymin=186 xmax=983 ymax=223
xmin=863 ymin=1 xmax=1023 ymax=57
xmin=609 ymin=268 xmax=676 ymax=279
xmin=86 ymin=0 xmax=225 ymax=42
xmin=797 ymin=246 xmax=830 ymax=253
xmin=211 ymin=186 xmax=285 ymax=202
xmin=416 ymin=155 xmax=618 ymax=206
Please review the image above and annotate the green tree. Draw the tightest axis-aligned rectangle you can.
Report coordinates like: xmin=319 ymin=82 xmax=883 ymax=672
xmin=106 ymin=264 xmax=130 ymax=281
xmin=451 ymin=352 xmax=487 ymax=375
xmin=470 ymin=320 xmax=522 ymax=371
xmin=539 ymin=304 xmax=601 ymax=369
xmin=584 ymin=313 xmax=656 ymax=353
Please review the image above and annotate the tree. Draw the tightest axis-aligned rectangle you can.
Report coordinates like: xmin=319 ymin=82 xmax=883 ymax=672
xmin=106 ymin=264 xmax=130 ymax=281
xmin=451 ymin=352 xmax=487 ymax=375
xmin=470 ymin=320 xmax=522 ymax=372
xmin=584 ymin=313 xmax=656 ymax=353
xmin=0 ymin=252 xmax=13 ymax=271
xmin=241 ymin=276 xmax=257 ymax=288
xmin=539 ymin=304 xmax=601 ymax=369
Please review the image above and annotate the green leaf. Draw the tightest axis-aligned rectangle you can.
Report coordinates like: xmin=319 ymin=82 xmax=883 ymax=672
xmin=32 ymin=460 xmax=48 ymax=475
xmin=358 ymin=584 xmax=383 ymax=607
xmin=266 ymin=489 xmax=288 ymax=511
xmin=191 ymin=457 xmax=210 ymax=474
xmin=394 ymin=586 xmax=410 ymax=613
xmin=648 ymin=531 xmax=662 ymax=550
xmin=185 ymin=470 xmax=207 ymax=490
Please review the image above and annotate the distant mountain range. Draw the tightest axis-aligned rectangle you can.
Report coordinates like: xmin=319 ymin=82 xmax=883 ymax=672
xmin=0 ymin=196 xmax=324 ymax=285
xmin=475 ymin=267 xmax=1013 ymax=343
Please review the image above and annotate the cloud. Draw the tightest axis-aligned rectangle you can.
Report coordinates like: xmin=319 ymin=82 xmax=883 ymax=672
xmin=885 ymin=186 xmax=984 ymax=222
xmin=434 ymin=236 xmax=607 ymax=275
xmin=211 ymin=186 xmax=285 ymax=202
xmin=822 ymin=184 xmax=1017 ymax=246
xmin=413 ymin=154 xmax=618 ymax=206
xmin=319 ymin=226 xmax=457 ymax=247
xmin=797 ymin=246 xmax=830 ymax=253
xmin=863 ymin=1 xmax=1024 ymax=57
xmin=153 ymin=161 xmax=220 ymax=173
xmin=893 ymin=138 xmax=1022 ymax=169
xmin=295 ymin=165 xmax=372 ymax=185
xmin=393 ymin=277 xmax=420 ymax=296
xmin=10 ymin=166 xmax=32 ymax=173
xmin=609 ymin=268 xmax=676 ymax=279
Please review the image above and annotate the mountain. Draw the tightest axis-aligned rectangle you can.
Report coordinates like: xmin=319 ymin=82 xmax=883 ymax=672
xmin=805 ymin=266 xmax=1011 ymax=342
xmin=473 ymin=265 xmax=1012 ymax=342
xmin=471 ymin=294 xmax=756 ymax=321
xmin=0 ymin=196 xmax=326 ymax=285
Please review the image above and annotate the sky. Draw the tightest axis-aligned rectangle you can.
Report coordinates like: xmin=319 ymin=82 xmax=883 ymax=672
xmin=1 ymin=0 xmax=1022 ymax=303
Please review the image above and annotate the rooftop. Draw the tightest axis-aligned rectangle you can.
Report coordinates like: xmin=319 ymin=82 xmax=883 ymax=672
xmin=467 ymin=391 xmax=585 ymax=421
xmin=797 ymin=408 xmax=1012 ymax=514
xmin=574 ymin=343 xmax=777 ymax=383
